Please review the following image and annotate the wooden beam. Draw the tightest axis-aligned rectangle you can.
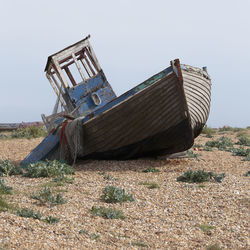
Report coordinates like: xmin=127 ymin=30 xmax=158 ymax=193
xmin=61 ymin=60 xmax=75 ymax=69
xmin=64 ymin=66 xmax=77 ymax=86
xmin=80 ymin=58 xmax=91 ymax=77
xmin=54 ymin=60 xmax=69 ymax=88
xmin=85 ymin=45 xmax=101 ymax=71
xmin=71 ymin=53 xmax=86 ymax=81
xmin=84 ymin=54 xmax=95 ymax=76
xmin=47 ymin=73 xmax=66 ymax=107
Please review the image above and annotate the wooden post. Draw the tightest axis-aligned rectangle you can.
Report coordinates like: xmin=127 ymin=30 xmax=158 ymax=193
xmin=54 ymin=60 xmax=69 ymax=88
xmin=79 ymin=52 xmax=91 ymax=77
xmin=64 ymin=66 xmax=77 ymax=86
xmin=86 ymin=42 xmax=101 ymax=71
xmin=47 ymin=73 xmax=66 ymax=108
xmin=72 ymin=53 xmax=86 ymax=81
xmin=84 ymin=55 xmax=95 ymax=76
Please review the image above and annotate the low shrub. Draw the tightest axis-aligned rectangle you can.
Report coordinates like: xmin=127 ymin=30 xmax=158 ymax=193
xmin=90 ymin=206 xmax=125 ymax=219
xmin=206 ymin=243 xmax=222 ymax=250
xmin=0 ymin=133 xmax=8 ymax=139
xmin=90 ymin=234 xmax=100 ymax=240
xmin=11 ymin=126 xmax=47 ymax=139
xmin=236 ymin=130 xmax=248 ymax=138
xmin=0 ymin=179 xmax=13 ymax=195
xmin=244 ymin=171 xmax=250 ymax=177
xmin=202 ymin=126 xmax=216 ymax=136
xmin=99 ymin=172 xmax=117 ymax=181
xmin=43 ymin=216 xmax=60 ymax=224
xmin=0 ymin=159 xmax=22 ymax=177
xmin=243 ymin=155 xmax=250 ymax=161
xmin=0 ymin=196 xmax=13 ymax=212
xmin=16 ymin=208 xmax=60 ymax=224
xmin=231 ymin=147 xmax=250 ymax=157
xmin=142 ymin=167 xmax=160 ymax=173
xmin=131 ymin=241 xmax=148 ymax=247
xmin=16 ymin=208 xmax=42 ymax=220
xmin=177 ymin=170 xmax=225 ymax=183
xmin=101 ymin=186 xmax=135 ymax=203
xmin=79 ymin=229 xmax=89 ymax=235
xmin=140 ymin=181 xmax=160 ymax=189
xmin=236 ymin=136 xmax=250 ymax=146
xmin=197 ymin=223 xmax=215 ymax=234
xmin=187 ymin=150 xmax=200 ymax=159
xmin=23 ymin=160 xmax=74 ymax=178
xmin=31 ymin=186 xmax=67 ymax=207
xmin=205 ymin=134 xmax=214 ymax=138
xmin=218 ymin=126 xmax=234 ymax=132
xmin=205 ymin=136 xmax=233 ymax=151
xmin=203 ymin=146 xmax=213 ymax=151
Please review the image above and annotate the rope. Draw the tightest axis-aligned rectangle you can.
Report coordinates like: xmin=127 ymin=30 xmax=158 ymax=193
xmin=59 ymin=120 xmax=71 ymax=162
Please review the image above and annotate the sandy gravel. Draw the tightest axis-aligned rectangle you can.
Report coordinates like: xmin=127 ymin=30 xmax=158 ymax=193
xmin=0 ymin=131 xmax=249 ymax=249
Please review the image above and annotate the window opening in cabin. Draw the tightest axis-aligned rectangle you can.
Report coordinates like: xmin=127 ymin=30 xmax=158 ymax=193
xmin=54 ymin=47 xmax=99 ymax=89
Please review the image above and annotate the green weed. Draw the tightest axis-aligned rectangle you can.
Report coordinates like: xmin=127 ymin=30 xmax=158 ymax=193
xmin=43 ymin=216 xmax=60 ymax=224
xmin=206 ymin=244 xmax=222 ymax=250
xmin=0 ymin=159 xmax=22 ymax=177
xmin=197 ymin=223 xmax=215 ymax=233
xmin=202 ymin=126 xmax=216 ymax=135
xmin=101 ymin=186 xmax=135 ymax=203
xmin=23 ymin=160 xmax=74 ymax=178
xmin=79 ymin=229 xmax=89 ymax=235
xmin=203 ymin=146 xmax=213 ymax=151
xmin=99 ymin=172 xmax=117 ymax=181
xmin=11 ymin=126 xmax=47 ymax=139
xmin=0 ymin=179 xmax=13 ymax=195
xmin=90 ymin=234 xmax=100 ymax=240
xmin=90 ymin=206 xmax=125 ymax=219
xmin=205 ymin=134 xmax=214 ymax=138
xmin=243 ymin=155 xmax=250 ymax=161
xmin=236 ymin=136 xmax=250 ymax=146
xmin=31 ymin=186 xmax=67 ymax=207
xmin=177 ymin=170 xmax=225 ymax=183
xmin=244 ymin=171 xmax=250 ymax=177
xmin=205 ymin=136 xmax=233 ymax=151
xmin=231 ymin=147 xmax=250 ymax=157
xmin=187 ymin=150 xmax=200 ymax=159
xmin=131 ymin=241 xmax=148 ymax=247
xmin=16 ymin=208 xmax=42 ymax=220
xmin=140 ymin=181 xmax=160 ymax=189
xmin=218 ymin=126 xmax=234 ymax=132
xmin=142 ymin=167 xmax=160 ymax=173
xmin=0 ymin=196 xmax=13 ymax=212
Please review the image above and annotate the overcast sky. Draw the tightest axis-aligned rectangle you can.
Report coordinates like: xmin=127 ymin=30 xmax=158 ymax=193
xmin=0 ymin=0 xmax=249 ymax=127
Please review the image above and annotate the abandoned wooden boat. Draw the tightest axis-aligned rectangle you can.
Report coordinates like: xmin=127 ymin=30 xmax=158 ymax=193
xmin=22 ymin=36 xmax=211 ymax=165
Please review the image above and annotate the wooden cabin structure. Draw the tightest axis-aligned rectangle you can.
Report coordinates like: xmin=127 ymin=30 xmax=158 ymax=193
xmin=41 ymin=35 xmax=116 ymax=131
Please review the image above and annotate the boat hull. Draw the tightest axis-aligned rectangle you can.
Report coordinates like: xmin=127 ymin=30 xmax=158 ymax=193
xmin=54 ymin=67 xmax=195 ymax=161
xmin=22 ymin=59 xmax=211 ymax=164
xmin=182 ymin=65 xmax=211 ymax=137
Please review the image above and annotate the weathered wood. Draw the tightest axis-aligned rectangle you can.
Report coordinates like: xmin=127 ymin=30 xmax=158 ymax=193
xmin=46 ymin=74 xmax=65 ymax=107
xmin=80 ymin=57 xmax=91 ymax=77
xmin=71 ymin=53 xmax=86 ymax=81
xmin=84 ymin=55 xmax=95 ymax=76
xmin=182 ymin=65 xmax=211 ymax=136
xmin=64 ymin=66 xmax=77 ymax=86
xmin=54 ymin=60 xmax=69 ymax=88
